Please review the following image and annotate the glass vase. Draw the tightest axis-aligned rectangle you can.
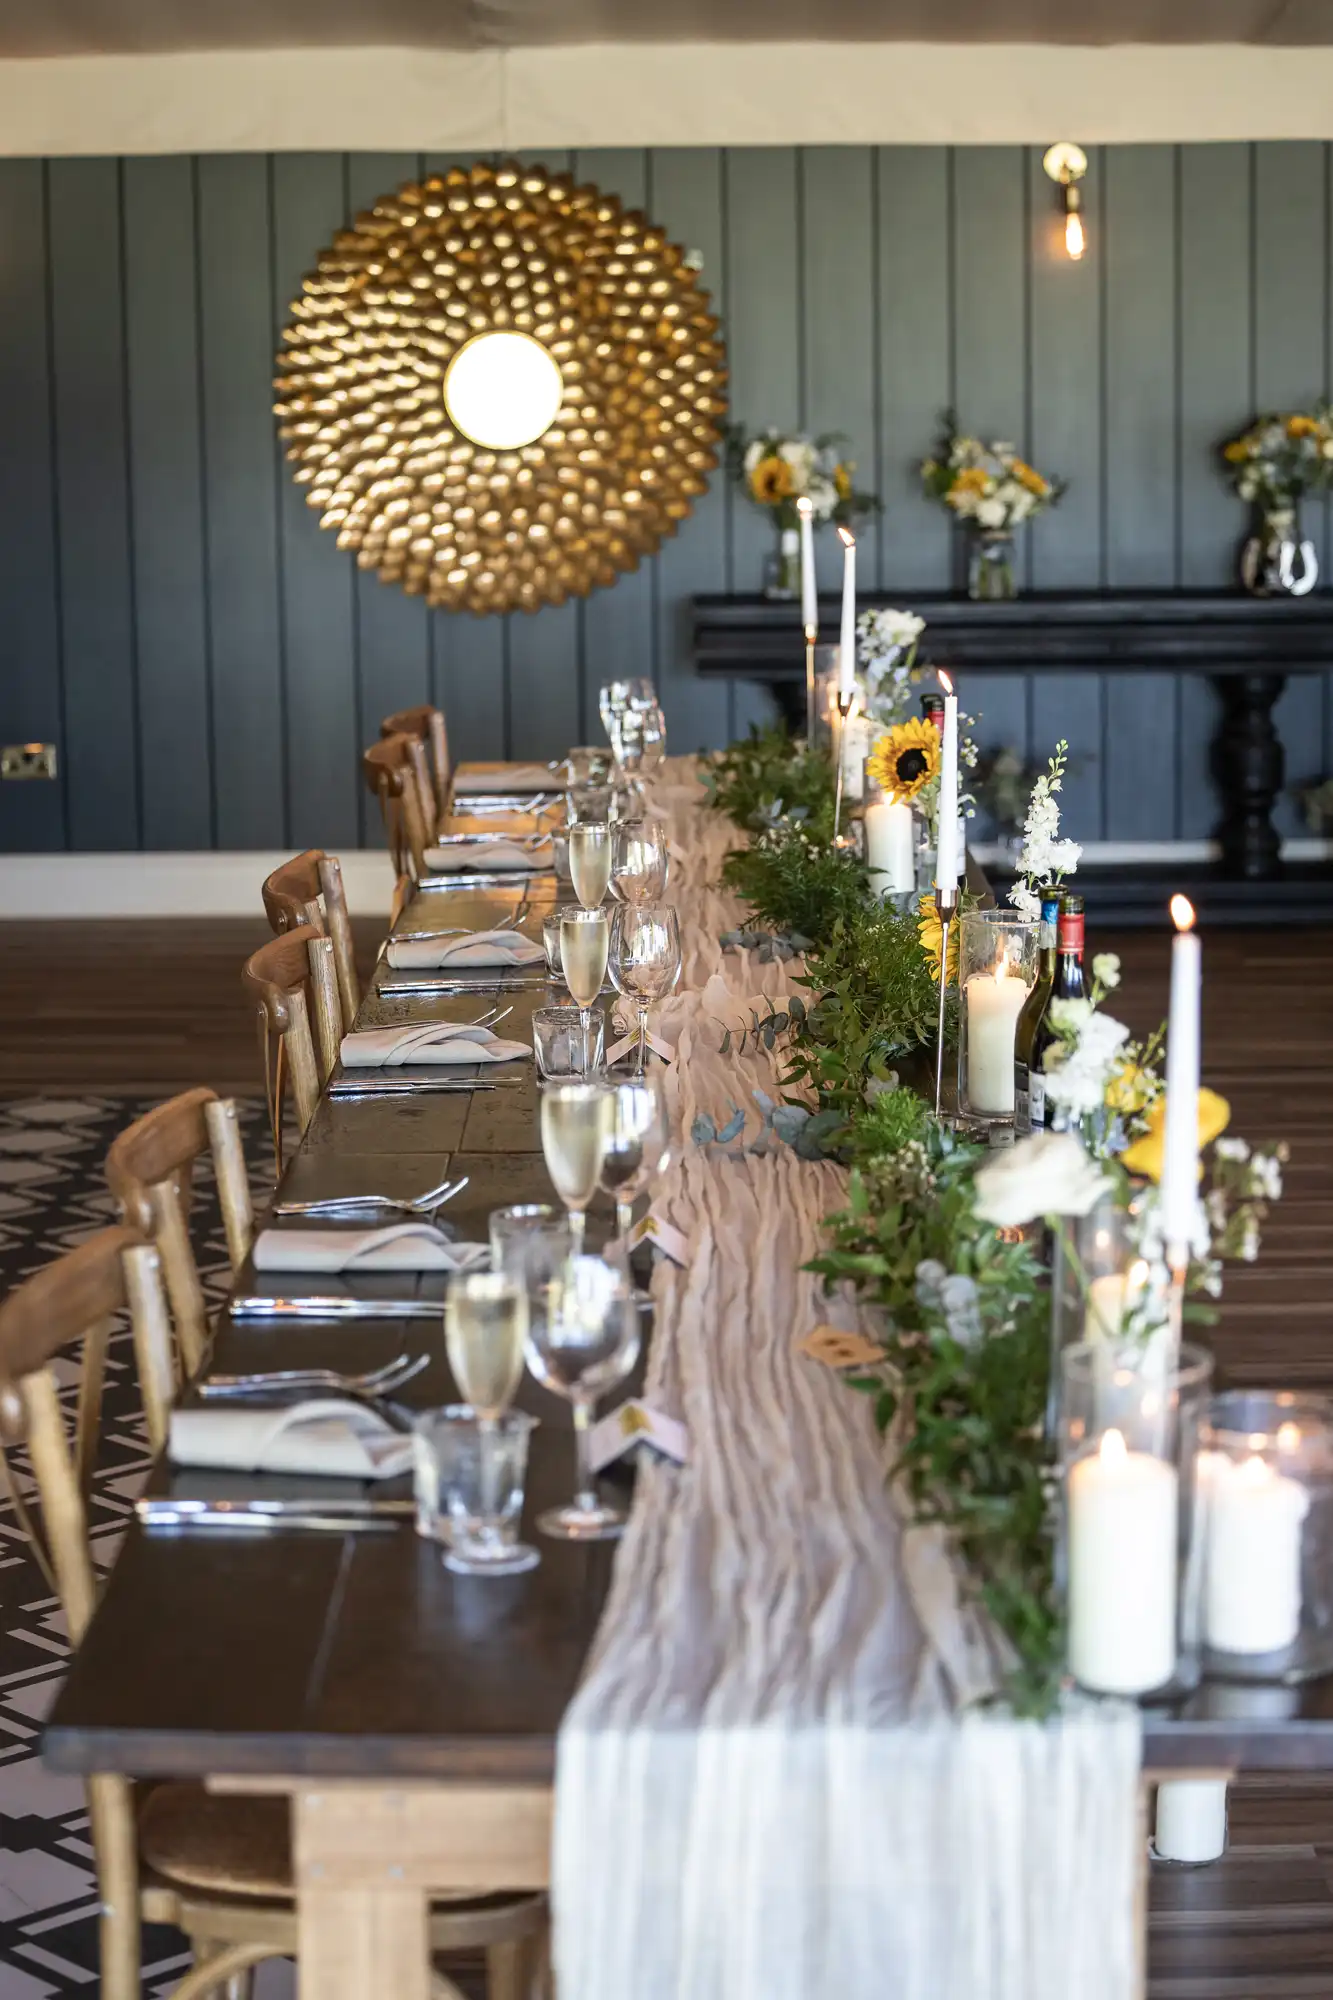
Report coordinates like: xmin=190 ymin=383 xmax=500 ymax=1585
xmin=1197 ymin=1390 xmax=1333 ymax=1684
xmin=1239 ymin=506 xmax=1318 ymax=597
xmin=1046 ymin=1196 xmax=1170 ymax=1435
xmin=956 ymin=909 xmax=1039 ymax=1128
xmin=764 ymin=524 xmax=801 ymax=600
xmin=1060 ymin=1340 xmax=1214 ymax=1700
xmin=968 ymin=528 xmax=1017 ymax=601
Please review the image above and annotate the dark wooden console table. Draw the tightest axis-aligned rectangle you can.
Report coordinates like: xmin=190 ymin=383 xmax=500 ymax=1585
xmin=692 ymin=592 xmax=1333 ymax=922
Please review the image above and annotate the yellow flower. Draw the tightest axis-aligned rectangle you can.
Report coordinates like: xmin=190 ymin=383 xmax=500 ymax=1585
xmin=834 ymin=464 xmax=852 ymax=501
xmin=1223 ymin=439 xmax=1251 ymax=463
xmin=750 ymin=455 xmax=793 ymax=506
xmin=1287 ymin=414 xmax=1319 ymax=438
xmin=1119 ymin=1088 xmax=1231 ymax=1182
xmin=950 ymin=466 xmax=990 ymax=501
xmin=1011 ymin=458 xmax=1050 ymax=497
xmin=918 ymin=892 xmax=959 ymax=985
xmin=866 ymin=718 xmax=940 ymax=804
xmin=1105 ymin=1059 xmax=1156 ymax=1119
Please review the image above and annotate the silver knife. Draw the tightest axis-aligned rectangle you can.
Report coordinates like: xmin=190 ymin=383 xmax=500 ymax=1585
xmin=229 ymin=1296 xmax=444 ymax=1321
xmin=417 ymin=872 xmax=554 ymax=892
xmin=139 ymin=1507 xmax=399 ymax=1534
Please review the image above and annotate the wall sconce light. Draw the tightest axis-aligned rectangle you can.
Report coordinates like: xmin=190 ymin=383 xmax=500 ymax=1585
xmin=1042 ymin=142 xmax=1088 ymax=261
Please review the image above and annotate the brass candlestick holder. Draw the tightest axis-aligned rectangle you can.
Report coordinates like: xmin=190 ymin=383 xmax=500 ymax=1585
xmin=804 ymin=624 xmax=818 ymax=748
xmin=832 ymin=690 xmax=856 ymax=840
xmin=932 ymin=881 xmax=959 ymax=1119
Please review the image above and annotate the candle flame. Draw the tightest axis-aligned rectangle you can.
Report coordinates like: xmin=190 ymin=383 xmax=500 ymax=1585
xmin=938 ymin=669 xmax=954 ymax=695
xmin=1170 ymin=893 xmax=1196 ymax=933
xmin=1278 ymin=1421 xmax=1302 ymax=1453
xmin=1065 ymin=209 xmax=1086 ymax=260
xmin=837 ymin=525 xmax=855 ymax=549
xmin=1129 ymin=1258 xmax=1150 ymax=1288
xmin=1249 ymin=1431 xmax=1268 ymax=1452
xmin=796 ymin=495 xmax=813 ymax=519
xmin=1239 ymin=1452 xmax=1273 ymax=1486
xmin=1100 ymin=1427 xmax=1127 ymax=1464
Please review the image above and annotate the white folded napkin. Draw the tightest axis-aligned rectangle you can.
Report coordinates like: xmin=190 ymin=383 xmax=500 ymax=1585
xmin=453 ymin=763 xmax=554 ymax=795
xmin=252 ymin=1223 xmax=490 ymax=1274
xmin=423 ymin=837 xmax=554 ymax=874
xmin=385 ymin=929 xmax=545 ymax=971
xmin=340 ymin=1022 xmax=532 ymax=1068
xmin=169 ymin=1401 xmax=414 ymax=1480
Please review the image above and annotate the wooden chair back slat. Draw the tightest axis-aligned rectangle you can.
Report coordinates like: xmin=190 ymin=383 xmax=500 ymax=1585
xmin=150 ymin=1180 xmax=207 ymax=1379
xmin=242 ymin=927 xmax=324 ymax=1171
xmin=317 ymin=854 xmax=361 ymax=1023
xmin=307 ymin=934 xmax=342 ymax=1084
xmin=381 ymin=703 xmax=450 ymax=817
xmin=263 ymin=849 xmax=361 ymax=1028
xmin=363 ymin=734 xmax=430 ymax=879
xmin=261 ymin=848 xmax=324 ymax=936
xmin=203 ymin=1098 xmax=254 ymax=1274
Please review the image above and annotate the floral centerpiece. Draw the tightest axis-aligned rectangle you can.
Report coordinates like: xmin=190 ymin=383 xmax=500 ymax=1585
xmin=920 ymin=417 xmax=1065 ymax=601
xmin=728 ymin=426 xmax=880 ymax=597
xmin=1006 ymin=740 xmax=1081 ymax=921
xmin=856 ymin=605 xmax=978 ymax=857
xmin=1221 ymin=406 xmax=1333 ymax=596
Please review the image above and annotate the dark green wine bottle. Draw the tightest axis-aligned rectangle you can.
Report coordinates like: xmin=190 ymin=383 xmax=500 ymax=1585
xmin=1013 ymin=885 xmax=1062 ymax=1135
xmin=1028 ymin=892 xmax=1087 ymax=1131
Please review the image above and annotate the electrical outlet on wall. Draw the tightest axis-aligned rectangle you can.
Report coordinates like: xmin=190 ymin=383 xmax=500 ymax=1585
xmin=1 ymin=743 xmax=58 ymax=780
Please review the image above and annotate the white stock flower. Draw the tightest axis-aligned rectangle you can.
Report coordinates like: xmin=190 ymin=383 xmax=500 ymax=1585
xmin=1092 ymin=952 xmax=1121 ymax=990
xmin=1250 ymin=1152 xmax=1284 ymax=1200
xmin=1008 ymin=880 xmax=1040 ymax=920
xmin=972 ymin=1132 xmax=1110 ymax=1229
xmin=806 ymin=474 xmax=839 ymax=519
xmin=1213 ymin=1136 xmax=1249 ymax=1162
xmin=1043 ymin=1011 xmax=1131 ymax=1117
xmin=779 ymin=437 xmax=816 ymax=479
xmin=1047 ymin=997 xmax=1091 ymax=1034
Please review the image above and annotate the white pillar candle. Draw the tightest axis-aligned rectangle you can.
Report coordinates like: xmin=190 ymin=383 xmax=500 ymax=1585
xmin=864 ymin=798 xmax=915 ymax=895
xmin=936 ymin=673 xmax=960 ymax=884
xmin=797 ymin=496 xmax=817 ymax=638
xmin=837 ymin=526 xmax=856 ymax=697
xmin=1162 ymin=895 xmax=1202 ymax=1266
xmin=963 ymin=965 xmax=1029 ymax=1115
xmin=1154 ymin=1781 xmax=1228 ymax=1864
xmin=1204 ymin=1451 xmax=1308 ymax=1655
xmin=1068 ymin=1428 xmax=1178 ymax=1695
xmin=1082 ymin=1260 xmax=1150 ymax=1343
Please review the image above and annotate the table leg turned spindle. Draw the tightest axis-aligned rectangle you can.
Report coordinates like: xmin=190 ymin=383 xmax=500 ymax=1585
xmin=1211 ymin=670 xmax=1287 ymax=881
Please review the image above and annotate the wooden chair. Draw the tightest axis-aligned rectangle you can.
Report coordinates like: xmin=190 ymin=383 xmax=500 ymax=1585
xmin=0 ymin=1228 xmax=549 ymax=2000
xmin=261 ymin=848 xmax=361 ymax=1029
xmin=241 ymin=927 xmax=337 ymax=1172
xmin=382 ymin=703 xmax=450 ymax=821
xmin=364 ymin=733 xmax=432 ymax=893
xmin=105 ymin=1088 xmax=254 ymax=1390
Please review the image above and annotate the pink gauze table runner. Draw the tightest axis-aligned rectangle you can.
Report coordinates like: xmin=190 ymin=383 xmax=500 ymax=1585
xmin=552 ymin=757 xmax=1141 ymax=2000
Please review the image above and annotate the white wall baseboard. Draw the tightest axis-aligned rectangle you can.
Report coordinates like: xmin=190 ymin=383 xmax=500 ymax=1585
xmin=0 ymin=851 xmax=396 ymax=920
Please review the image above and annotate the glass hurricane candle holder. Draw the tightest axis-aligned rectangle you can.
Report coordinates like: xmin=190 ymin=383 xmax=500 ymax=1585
xmin=956 ymin=910 xmax=1039 ymax=1127
xmin=1060 ymin=1340 xmax=1214 ymax=1700
xmin=1046 ymin=1195 xmax=1170 ymax=1436
xmin=1197 ymin=1390 xmax=1333 ymax=1685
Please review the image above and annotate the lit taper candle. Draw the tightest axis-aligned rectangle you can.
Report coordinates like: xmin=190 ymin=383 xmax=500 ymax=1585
xmin=837 ymin=526 xmax=856 ymax=697
xmin=935 ymin=669 xmax=960 ymax=884
xmin=1161 ymin=894 xmax=1202 ymax=1268
xmin=797 ymin=496 xmax=817 ymax=639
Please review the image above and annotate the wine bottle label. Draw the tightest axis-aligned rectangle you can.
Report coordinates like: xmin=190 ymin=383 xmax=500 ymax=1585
xmin=1057 ymin=908 xmax=1085 ymax=953
xmin=1029 ymin=1072 xmax=1047 ymax=1127
xmin=1014 ymin=1062 xmax=1031 ymax=1135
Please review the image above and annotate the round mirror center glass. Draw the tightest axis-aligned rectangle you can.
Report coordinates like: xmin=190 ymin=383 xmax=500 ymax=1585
xmin=443 ymin=331 xmax=564 ymax=451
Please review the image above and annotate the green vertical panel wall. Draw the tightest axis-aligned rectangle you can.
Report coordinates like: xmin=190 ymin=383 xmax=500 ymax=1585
xmin=1 ymin=141 xmax=1331 ymax=852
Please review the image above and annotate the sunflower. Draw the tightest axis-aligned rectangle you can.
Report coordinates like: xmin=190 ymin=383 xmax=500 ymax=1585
xmin=949 ymin=465 xmax=990 ymax=504
xmin=1287 ymin=414 xmax=1320 ymax=439
xmin=1011 ymin=458 xmax=1050 ymax=497
xmin=1119 ymin=1087 xmax=1231 ymax=1183
xmin=866 ymin=718 xmax=941 ymax=804
xmin=750 ymin=455 xmax=794 ymax=506
xmin=1222 ymin=438 xmax=1252 ymax=463
xmin=918 ymin=893 xmax=959 ymax=985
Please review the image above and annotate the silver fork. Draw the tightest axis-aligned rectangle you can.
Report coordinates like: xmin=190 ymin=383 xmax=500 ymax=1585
xmin=273 ymin=1172 xmax=469 ymax=1220
xmin=391 ymin=911 xmax=522 ymax=942
xmin=199 ymin=1353 xmax=430 ymax=1401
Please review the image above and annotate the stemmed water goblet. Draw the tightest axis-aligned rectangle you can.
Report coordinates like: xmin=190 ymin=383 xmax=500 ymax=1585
xmin=598 ymin=678 xmax=655 ymax=745
xmin=539 ymin=1078 xmax=612 ymax=1251
xmin=597 ymin=1074 xmax=671 ymax=1238
xmin=612 ymin=904 xmax=682 ymax=1075
xmin=526 ymin=1243 xmax=641 ymax=1541
xmin=610 ymin=817 xmax=669 ymax=905
xmin=559 ymin=906 xmax=609 ymax=1077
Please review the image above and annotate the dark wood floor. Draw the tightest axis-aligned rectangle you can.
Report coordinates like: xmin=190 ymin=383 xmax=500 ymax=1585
xmin=1 ymin=916 xmax=1331 ymax=1992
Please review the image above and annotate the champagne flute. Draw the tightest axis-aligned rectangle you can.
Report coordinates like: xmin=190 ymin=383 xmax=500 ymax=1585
xmin=598 ymin=1075 xmax=671 ymax=1238
xmin=568 ymin=820 xmax=613 ymax=908
xmin=614 ymin=904 xmax=682 ymax=1075
xmin=443 ymin=1269 xmax=539 ymax=1571
xmin=559 ymin=907 xmax=609 ymax=1077
xmin=611 ymin=817 xmax=669 ymax=906
xmin=540 ymin=1080 xmax=611 ymax=1250
xmin=527 ymin=1245 xmax=641 ymax=1540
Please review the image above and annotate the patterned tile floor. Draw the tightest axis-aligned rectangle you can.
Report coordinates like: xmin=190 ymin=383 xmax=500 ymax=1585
xmin=0 ymin=1094 xmax=295 ymax=1999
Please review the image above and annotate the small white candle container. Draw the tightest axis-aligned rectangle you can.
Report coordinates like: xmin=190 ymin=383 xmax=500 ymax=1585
xmin=1060 ymin=1341 xmax=1214 ymax=1698
xmin=862 ymin=779 xmax=915 ymax=899
xmin=956 ymin=910 xmax=1039 ymax=1127
xmin=1152 ymin=1780 xmax=1228 ymax=1866
xmin=1198 ymin=1391 xmax=1333 ymax=1685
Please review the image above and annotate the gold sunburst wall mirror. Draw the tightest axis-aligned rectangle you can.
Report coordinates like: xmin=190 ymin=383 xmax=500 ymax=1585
xmin=274 ymin=159 xmax=728 ymax=614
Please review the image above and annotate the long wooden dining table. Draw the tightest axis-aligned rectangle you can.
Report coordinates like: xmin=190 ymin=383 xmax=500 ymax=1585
xmin=41 ymin=773 xmax=1333 ymax=1999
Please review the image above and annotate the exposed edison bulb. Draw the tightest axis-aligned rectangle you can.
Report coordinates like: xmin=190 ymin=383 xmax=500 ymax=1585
xmin=1065 ymin=208 xmax=1086 ymax=260
xmin=443 ymin=331 xmax=564 ymax=450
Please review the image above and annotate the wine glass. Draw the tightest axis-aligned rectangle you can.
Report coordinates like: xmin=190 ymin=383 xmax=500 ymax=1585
xmin=442 ymin=1269 xmax=539 ymax=1572
xmin=613 ymin=904 xmax=682 ymax=1074
xmin=566 ymin=784 xmax=614 ymax=825
xmin=598 ymin=677 xmax=655 ymax=743
xmin=559 ymin=907 xmax=609 ymax=1076
xmin=527 ymin=1244 xmax=641 ymax=1540
xmin=598 ymin=1075 xmax=671 ymax=1238
xmin=568 ymin=820 xmax=612 ymax=909
xmin=634 ymin=702 xmax=667 ymax=774
xmin=539 ymin=1080 xmax=612 ymax=1250
xmin=610 ymin=818 xmax=669 ymax=905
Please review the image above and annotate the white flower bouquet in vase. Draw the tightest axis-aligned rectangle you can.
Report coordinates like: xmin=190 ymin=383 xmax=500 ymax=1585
xmin=728 ymin=425 xmax=880 ymax=597
xmin=921 ymin=414 xmax=1065 ymax=600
